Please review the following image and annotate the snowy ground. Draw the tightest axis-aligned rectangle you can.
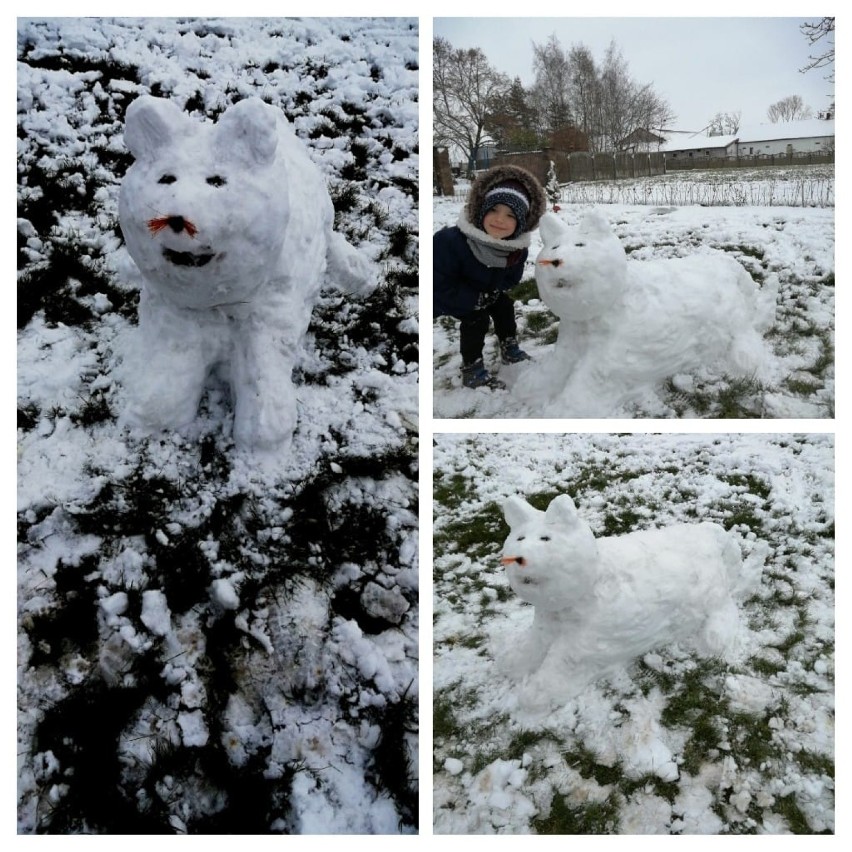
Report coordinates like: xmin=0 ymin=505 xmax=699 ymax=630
xmin=433 ymin=172 xmax=834 ymax=420
xmin=433 ymin=433 xmax=834 ymax=834
xmin=17 ymin=18 xmax=418 ymax=833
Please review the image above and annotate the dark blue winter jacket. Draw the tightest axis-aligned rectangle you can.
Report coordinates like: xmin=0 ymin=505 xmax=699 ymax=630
xmin=433 ymin=225 xmax=528 ymax=319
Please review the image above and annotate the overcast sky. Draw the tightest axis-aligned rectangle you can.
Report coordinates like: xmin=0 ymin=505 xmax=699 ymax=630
xmin=433 ymin=17 xmax=835 ymax=132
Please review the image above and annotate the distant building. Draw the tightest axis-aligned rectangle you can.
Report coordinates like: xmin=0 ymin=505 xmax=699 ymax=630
xmin=651 ymin=118 xmax=835 ymax=160
xmin=734 ymin=119 xmax=835 ymax=157
xmin=661 ymin=133 xmax=738 ymax=160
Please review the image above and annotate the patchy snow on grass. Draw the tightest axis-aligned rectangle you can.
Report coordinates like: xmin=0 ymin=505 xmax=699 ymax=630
xmin=18 ymin=17 xmax=418 ymax=834
xmin=433 ymin=432 xmax=834 ymax=835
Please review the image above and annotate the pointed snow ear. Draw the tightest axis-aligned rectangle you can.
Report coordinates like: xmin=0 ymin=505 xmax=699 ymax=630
xmin=123 ymin=96 xmax=187 ymax=161
xmin=544 ymin=494 xmax=583 ymax=528
xmin=579 ymin=210 xmax=612 ymax=237
xmin=538 ymin=212 xmax=568 ymax=248
xmin=503 ymin=495 xmax=540 ymax=530
xmin=215 ymin=98 xmax=278 ymax=166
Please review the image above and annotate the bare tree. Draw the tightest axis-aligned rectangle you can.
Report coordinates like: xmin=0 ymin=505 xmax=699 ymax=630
xmin=530 ymin=34 xmax=573 ymax=138
xmin=566 ymin=43 xmax=599 ymax=142
xmin=707 ymin=110 xmax=742 ymax=136
xmin=767 ymin=95 xmax=814 ymax=123
xmin=800 ymin=17 xmax=835 ymax=82
xmin=433 ymin=37 xmax=510 ymax=173
xmin=596 ymin=41 xmax=673 ymax=151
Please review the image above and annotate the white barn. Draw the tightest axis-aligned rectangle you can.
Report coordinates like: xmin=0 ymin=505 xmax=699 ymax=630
xmin=734 ymin=119 xmax=835 ymax=156
xmin=661 ymin=133 xmax=737 ymax=160
xmin=659 ymin=118 xmax=834 ymax=160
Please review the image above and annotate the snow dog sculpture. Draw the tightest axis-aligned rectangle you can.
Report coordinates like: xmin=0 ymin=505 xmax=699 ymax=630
xmin=118 ymin=95 xmax=374 ymax=450
xmin=499 ymin=494 xmax=762 ymax=708
xmin=520 ymin=211 xmax=778 ymax=417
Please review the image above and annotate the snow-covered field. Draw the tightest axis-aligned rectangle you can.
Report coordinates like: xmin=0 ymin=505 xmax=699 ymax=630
xmin=17 ymin=18 xmax=418 ymax=834
xmin=433 ymin=433 xmax=834 ymax=834
xmin=433 ymin=174 xmax=834 ymax=420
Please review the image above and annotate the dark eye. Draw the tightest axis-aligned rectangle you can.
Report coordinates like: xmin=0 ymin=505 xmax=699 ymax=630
xmin=206 ymin=175 xmax=227 ymax=187
xmin=540 ymin=535 xmax=551 ymax=541
xmin=574 ymin=242 xmax=585 ymax=248
xmin=517 ymin=536 xmax=525 ymax=541
xmin=158 ymin=174 xmax=176 ymax=185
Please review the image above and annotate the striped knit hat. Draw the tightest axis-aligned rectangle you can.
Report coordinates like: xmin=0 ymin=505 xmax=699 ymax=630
xmin=477 ymin=179 xmax=531 ymax=238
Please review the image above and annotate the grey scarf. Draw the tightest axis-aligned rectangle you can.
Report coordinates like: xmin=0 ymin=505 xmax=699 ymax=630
xmin=457 ymin=212 xmax=531 ymax=268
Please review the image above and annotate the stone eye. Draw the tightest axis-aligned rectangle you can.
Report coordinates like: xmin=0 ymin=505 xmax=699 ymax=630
xmin=158 ymin=174 xmax=177 ymax=185
xmin=540 ymin=535 xmax=551 ymax=541
xmin=574 ymin=242 xmax=586 ymax=247
xmin=206 ymin=175 xmax=227 ymax=187
xmin=517 ymin=536 xmax=525 ymax=541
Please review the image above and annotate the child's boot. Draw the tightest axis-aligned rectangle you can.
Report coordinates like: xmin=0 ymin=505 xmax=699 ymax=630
xmin=461 ymin=359 xmax=505 ymax=390
xmin=500 ymin=337 xmax=532 ymax=364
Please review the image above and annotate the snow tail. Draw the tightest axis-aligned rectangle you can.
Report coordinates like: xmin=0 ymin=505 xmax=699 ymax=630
xmin=755 ymin=272 xmax=779 ymax=332
xmin=326 ymin=229 xmax=376 ymax=295
xmin=731 ymin=538 xmax=768 ymax=599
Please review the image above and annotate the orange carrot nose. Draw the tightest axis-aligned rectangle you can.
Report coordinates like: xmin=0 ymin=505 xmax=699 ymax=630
xmin=501 ymin=556 xmax=526 ymax=567
xmin=147 ymin=216 xmax=198 ymax=237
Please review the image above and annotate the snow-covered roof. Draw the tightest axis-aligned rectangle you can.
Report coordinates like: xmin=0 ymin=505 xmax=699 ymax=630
xmin=736 ymin=118 xmax=835 ymax=143
xmin=660 ymin=118 xmax=834 ymax=152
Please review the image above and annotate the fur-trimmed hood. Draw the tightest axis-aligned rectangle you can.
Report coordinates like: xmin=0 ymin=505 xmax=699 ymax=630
xmin=464 ymin=164 xmax=547 ymax=235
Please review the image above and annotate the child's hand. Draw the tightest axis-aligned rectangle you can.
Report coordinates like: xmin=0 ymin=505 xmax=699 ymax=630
xmin=475 ymin=290 xmax=500 ymax=310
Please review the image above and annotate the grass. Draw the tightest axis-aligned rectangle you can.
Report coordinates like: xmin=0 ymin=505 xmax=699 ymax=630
xmin=18 ymin=22 xmax=421 ymax=833
xmin=534 ymin=792 xmax=621 ymax=834
xmin=432 ymin=434 xmax=834 ymax=834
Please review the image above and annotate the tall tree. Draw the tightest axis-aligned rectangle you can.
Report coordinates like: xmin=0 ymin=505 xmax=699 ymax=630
xmin=433 ymin=37 xmax=510 ymax=173
xmin=800 ymin=17 xmax=835 ymax=82
xmin=530 ymin=34 xmax=573 ymax=137
xmin=485 ymin=77 xmax=539 ymax=151
xmin=566 ymin=44 xmax=599 ymax=141
xmin=767 ymin=95 xmax=813 ymax=123
xmin=594 ymin=41 xmax=673 ymax=151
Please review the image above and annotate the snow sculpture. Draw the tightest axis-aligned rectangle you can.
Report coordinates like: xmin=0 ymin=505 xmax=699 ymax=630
xmin=499 ymin=494 xmax=762 ymax=708
xmin=118 ymin=95 xmax=374 ymax=450
xmin=520 ymin=211 xmax=778 ymax=416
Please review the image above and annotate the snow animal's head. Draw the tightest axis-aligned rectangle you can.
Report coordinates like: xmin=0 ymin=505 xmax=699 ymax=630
xmin=501 ymin=494 xmax=599 ymax=610
xmin=119 ymin=96 xmax=290 ymax=308
xmin=534 ymin=211 xmax=627 ymax=321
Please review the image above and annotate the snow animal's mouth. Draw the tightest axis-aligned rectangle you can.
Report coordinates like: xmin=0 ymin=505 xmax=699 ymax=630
xmin=162 ymin=248 xmax=216 ymax=268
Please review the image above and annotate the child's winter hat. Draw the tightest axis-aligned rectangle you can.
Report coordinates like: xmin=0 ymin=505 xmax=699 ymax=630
xmin=466 ymin=164 xmax=547 ymax=238
xmin=477 ymin=179 xmax=531 ymax=237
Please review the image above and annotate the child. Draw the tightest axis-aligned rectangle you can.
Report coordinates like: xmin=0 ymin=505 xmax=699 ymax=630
xmin=434 ymin=164 xmax=547 ymax=389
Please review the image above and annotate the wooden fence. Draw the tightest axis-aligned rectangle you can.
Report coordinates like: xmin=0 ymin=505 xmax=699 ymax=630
xmin=459 ymin=147 xmax=834 ymax=185
xmin=665 ymin=151 xmax=834 ymax=171
xmin=492 ymin=148 xmax=667 ymax=185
